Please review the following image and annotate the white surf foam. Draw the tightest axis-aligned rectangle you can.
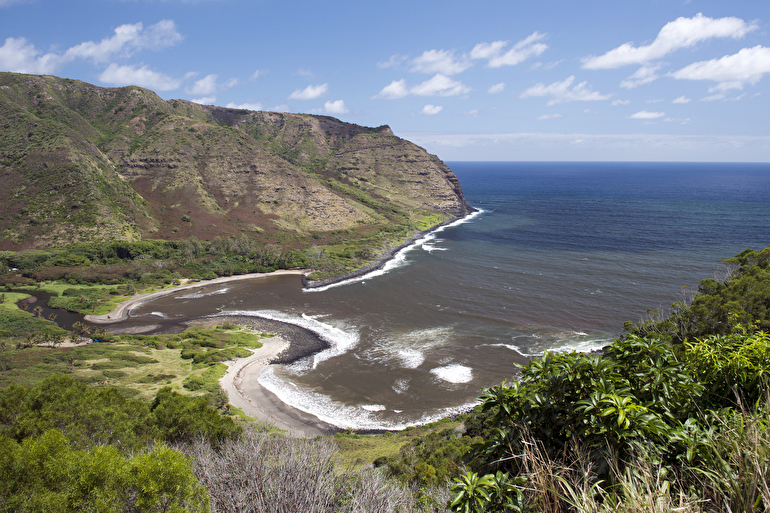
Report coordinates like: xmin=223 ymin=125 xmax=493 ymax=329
xmin=221 ymin=309 xmax=358 ymax=369
xmin=175 ymin=287 xmax=230 ymax=300
xmin=307 ymin=210 xmax=484 ymax=292
xmin=259 ymin=366 xmax=478 ymax=430
xmin=502 ymin=331 xmax=610 ymax=358
xmin=361 ymin=404 xmax=386 ymax=412
xmin=430 ymin=364 xmax=473 ymax=384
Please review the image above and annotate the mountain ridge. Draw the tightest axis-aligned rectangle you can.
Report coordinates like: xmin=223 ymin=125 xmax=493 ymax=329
xmin=0 ymin=72 xmax=473 ymax=253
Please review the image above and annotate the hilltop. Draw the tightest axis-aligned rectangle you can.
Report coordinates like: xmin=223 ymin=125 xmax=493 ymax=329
xmin=0 ymin=72 xmax=473 ymax=251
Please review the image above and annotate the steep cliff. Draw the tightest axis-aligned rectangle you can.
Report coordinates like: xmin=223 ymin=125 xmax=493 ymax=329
xmin=0 ymin=72 xmax=473 ymax=250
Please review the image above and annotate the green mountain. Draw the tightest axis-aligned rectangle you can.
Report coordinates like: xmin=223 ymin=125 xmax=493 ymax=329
xmin=0 ymin=72 xmax=473 ymax=250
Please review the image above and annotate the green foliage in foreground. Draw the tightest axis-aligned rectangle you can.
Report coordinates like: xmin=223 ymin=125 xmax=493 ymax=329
xmin=0 ymin=430 xmax=209 ymax=513
xmin=626 ymin=245 xmax=770 ymax=342
xmin=0 ymin=374 xmax=242 ymax=450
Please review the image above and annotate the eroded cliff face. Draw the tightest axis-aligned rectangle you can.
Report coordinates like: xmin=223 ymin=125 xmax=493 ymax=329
xmin=0 ymin=72 xmax=473 ymax=249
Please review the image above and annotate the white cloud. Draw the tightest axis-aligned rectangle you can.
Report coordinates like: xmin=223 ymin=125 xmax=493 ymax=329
xmin=488 ymin=82 xmax=505 ymax=94
xmin=465 ymin=109 xmax=479 ymax=117
xmin=612 ymin=99 xmax=631 ymax=106
xmin=185 ymin=74 xmax=238 ymax=96
xmin=191 ymin=96 xmax=216 ymax=105
xmin=520 ymin=76 xmax=612 ymax=105
xmin=672 ymin=96 xmax=691 ymax=104
xmin=582 ymin=13 xmax=757 ymax=69
xmin=0 ymin=37 xmax=61 ymax=73
xmin=670 ymin=46 xmax=770 ymax=88
xmin=377 ymin=54 xmax=408 ymax=69
xmin=267 ymin=104 xmax=290 ymax=112
xmin=629 ymin=110 xmax=665 ymax=119
xmin=410 ymin=74 xmax=471 ymax=97
xmin=0 ymin=20 xmax=182 ymax=75
xmin=646 ymin=99 xmax=664 ymax=103
xmin=250 ymin=70 xmax=264 ymax=80
xmin=372 ymin=79 xmax=409 ymax=99
xmin=537 ymin=113 xmax=563 ymax=120
xmin=288 ymin=83 xmax=328 ymax=100
xmin=323 ymin=100 xmax=349 ymax=114
xmin=373 ymin=75 xmax=471 ymax=99
xmin=420 ymin=104 xmax=443 ymax=115
xmin=410 ymin=49 xmax=471 ymax=75
xmin=664 ymin=117 xmax=691 ymax=124
xmin=620 ymin=64 xmax=661 ymax=88
xmin=471 ymin=32 xmax=548 ymax=67
xmin=296 ymin=68 xmax=315 ymax=77
xmin=226 ymin=101 xmax=263 ymax=111
xmin=64 ymin=20 xmax=182 ymax=64
xmin=186 ymin=74 xmax=218 ymax=95
xmin=98 ymin=63 xmax=181 ymax=90
xmin=0 ymin=0 xmax=29 ymax=6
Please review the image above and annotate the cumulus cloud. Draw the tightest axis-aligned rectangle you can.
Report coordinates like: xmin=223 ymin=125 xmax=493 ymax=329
xmin=612 ymin=99 xmax=631 ymax=106
xmin=186 ymin=74 xmax=218 ymax=95
xmin=520 ymin=76 xmax=612 ymax=105
xmin=488 ymin=82 xmax=505 ymax=94
xmin=629 ymin=110 xmax=665 ymax=119
xmin=191 ymin=96 xmax=216 ymax=105
xmin=669 ymin=46 xmax=770 ymax=89
xmin=537 ymin=113 xmax=563 ymax=120
xmin=377 ymin=54 xmax=408 ymax=69
xmin=410 ymin=49 xmax=471 ymax=75
xmin=288 ymin=83 xmax=328 ymax=100
xmin=420 ymin=104 xmax=443 ymax=115
xmin=411 ymin=74 xmax=471 ymax=96
xmin=98 ymin=63 xmax=181 ymax=90
xmin=471 ymin=32 xmax=548 ymax=67
xmin=620 ymin=65 xmax=661 ymax=88
xmin=0 ymin=20 xmax=182 ymax=77
xmin=323 ymin=100 xmax=349 ymax=114
xmin=372 ymin=79 xmax=409 ymax=99
xmin=185 ymin=74 xmax=238 ymax=96
xmin=672 ymin=96 xmax=691 ymax=104
xmin=64 ymin=20 xmax=182 ymax=64
xmin=226 ymin=101 xmax=263 ymax=111
xmin=250 ymin=70 xmax=264 ymax=80
xmin=374 ymin=74 xmax=470 ymax=99
xmin=582 ymin=13 xmax=756 ymax=69
xmin=0 ymin=37 xmax=62 ymax=73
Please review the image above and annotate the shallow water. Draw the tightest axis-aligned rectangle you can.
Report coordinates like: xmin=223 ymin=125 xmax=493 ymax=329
xmin=125 ymin=161 xmax=770 ymax=430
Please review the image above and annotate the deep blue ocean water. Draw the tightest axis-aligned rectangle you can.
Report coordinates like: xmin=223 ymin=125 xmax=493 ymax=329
xmin=131 ymin=161 xmax=770 ymax=430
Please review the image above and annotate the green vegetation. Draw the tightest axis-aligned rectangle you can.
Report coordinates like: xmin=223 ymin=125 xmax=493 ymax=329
xmin=361 ymin=245 xmax=770 ymax=512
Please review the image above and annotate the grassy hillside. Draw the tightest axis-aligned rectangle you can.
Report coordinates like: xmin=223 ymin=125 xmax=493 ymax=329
xmin=0 ymin=72 xmax=473 ymax=253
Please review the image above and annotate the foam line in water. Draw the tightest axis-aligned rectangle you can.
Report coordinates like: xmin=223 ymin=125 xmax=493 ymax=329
xmin=175 ymin=287 xmax=230 ymax=300
xmin=307 ymin=210 xmax=484 ymax=292
xmin=259 ymin=367 xmax=479 ymax=430
xmin=222 ymin=309 xmax=358 ymax=368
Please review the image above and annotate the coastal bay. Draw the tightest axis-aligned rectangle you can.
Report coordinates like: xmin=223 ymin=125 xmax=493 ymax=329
xmin=88 ymin=162 xmax=770 ymax=433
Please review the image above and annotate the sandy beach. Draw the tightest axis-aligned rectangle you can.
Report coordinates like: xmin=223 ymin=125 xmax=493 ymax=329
xmin=219 ymin=334 xmax=336 ymax=438
xmin=82 ymin=269 xmax=336 ymax=437
xmin=84 ymin=269 xmax=308 ymax=324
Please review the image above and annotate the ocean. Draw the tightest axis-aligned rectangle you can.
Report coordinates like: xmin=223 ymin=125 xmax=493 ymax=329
xmin=127 ymin=161 xmax=770 ymax=430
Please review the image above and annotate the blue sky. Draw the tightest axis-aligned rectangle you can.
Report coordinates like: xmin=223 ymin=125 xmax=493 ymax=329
xmin=1 ymin=0 xmax=769 ymax=161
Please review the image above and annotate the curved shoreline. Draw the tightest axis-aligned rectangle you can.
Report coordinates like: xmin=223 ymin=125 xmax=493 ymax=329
xmin=83 ymin=213 xmax=475 ymax=435
xmin=302 ymin=213 xmax=473 ymax=289
xmin=84 ymin=269 xmax=308 ymax=324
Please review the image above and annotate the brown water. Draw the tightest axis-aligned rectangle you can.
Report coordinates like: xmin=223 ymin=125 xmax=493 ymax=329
xmin=114 ymin=162 xmax=770 ymax=430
